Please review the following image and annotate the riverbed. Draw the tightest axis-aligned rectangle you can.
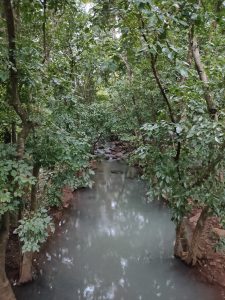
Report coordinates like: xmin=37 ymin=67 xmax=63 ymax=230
xmin=15 ymin=160 xmax=223 ymax=300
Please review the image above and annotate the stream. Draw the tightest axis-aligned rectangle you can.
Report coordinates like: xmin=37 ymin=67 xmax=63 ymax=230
xmin=15 ymin=160 xmax=223 ymax=300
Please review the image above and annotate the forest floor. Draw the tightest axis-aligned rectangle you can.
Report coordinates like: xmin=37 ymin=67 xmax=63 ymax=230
xmin=5 ymin=141 xmax=225 ymax=291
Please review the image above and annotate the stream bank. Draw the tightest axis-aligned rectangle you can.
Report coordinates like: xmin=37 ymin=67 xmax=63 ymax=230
xmin=13 ymin=159 xmax=223 ymax=299
xmin=177 ymin=207 xmax=225 ymax=288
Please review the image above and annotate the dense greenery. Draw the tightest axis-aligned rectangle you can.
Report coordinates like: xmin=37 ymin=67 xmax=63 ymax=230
xmin=0 ymin=0 xmax=224 ymax=299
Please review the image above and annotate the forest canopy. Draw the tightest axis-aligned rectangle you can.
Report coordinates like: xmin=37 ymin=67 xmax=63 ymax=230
xmin=0 ymin=1 xmax=225 ymax=299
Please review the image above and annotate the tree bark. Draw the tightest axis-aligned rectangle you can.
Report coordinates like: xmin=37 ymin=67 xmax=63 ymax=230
xmin=4 ymin=0 xmax=33 ymax=286
xmin=16 ymin=124 xmax=32 ymax=160
xmin=174 ymin=221 xmax=187 ymax=258
xmin=18 ymin=252 xmax=33 ymax=284
xmin=185 ymin=28 xmax=218 ymax=265
xmin=191 ymin=28 xmax=217 ymax=118
xmin=0 ymin=214 xmax=16 ymax=300
xmin=185 ymin=206 xmax=209 ymax=265
xmin=3 ymin=0 xmax=32 ymax=152
xmin=4 ymin=0 xmax=32 ymax=158
xmin=139 ymin=15 xmax=183 ymax=181
xmin=19 ymin=163 xmax=40 ymax=284
xmin=150 ymin=54 xmax=176 ymax=123
xmin=3 ymin=0 xmax=27 ymax=123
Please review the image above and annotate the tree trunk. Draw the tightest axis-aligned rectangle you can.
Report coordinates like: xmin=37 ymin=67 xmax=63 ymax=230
xmin=0 ymin=214 xmax=16 ymax=300
xmin=191 ymin=28 xmax=217 ymax=119
xmin=174 ymin=218 xmax=191 ymax=260
xmin=19 ymin=163 xmax=40 ymax=284
xmin=16 ymin=124 xmax=31 ymax=160
xmin=150 ymin=53 xmax=176 ymax=123
xmin=3 ymin=0 xmax=32 ymax=158
xmin=174 ymin=221 xmax=186 ymax=258
xmin=4 ymin=0 xmax=33 ymax=287
xmin=185 ymin=206 xmax=209 ymax=266
xmin=18 ymin=252 xmax=33 ymax=284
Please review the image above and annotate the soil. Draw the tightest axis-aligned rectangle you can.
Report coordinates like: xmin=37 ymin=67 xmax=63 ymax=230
xmin=6 ymin=228 xmax=20 ymax=285
xmin=5 ymin=141 xmax=225 ymax=293
xmin=5 ymin=207 xmax=68 ymax=286
xmin=5 ymin=141 xmax=131 ymax=285
xmin=185 ymin=208 xmax=225 ymax=289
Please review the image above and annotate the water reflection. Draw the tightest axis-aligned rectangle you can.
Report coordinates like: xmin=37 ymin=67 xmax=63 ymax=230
xmin=15 ymin=161 xmax=223 ymax=300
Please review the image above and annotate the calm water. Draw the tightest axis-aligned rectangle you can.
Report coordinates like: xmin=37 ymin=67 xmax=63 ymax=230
xmin=15 ymin=160 xmax=223 ymax=300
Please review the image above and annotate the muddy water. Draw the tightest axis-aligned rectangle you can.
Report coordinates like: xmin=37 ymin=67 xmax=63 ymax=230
xmin=15 ymin=160 xmax=222 ymax=300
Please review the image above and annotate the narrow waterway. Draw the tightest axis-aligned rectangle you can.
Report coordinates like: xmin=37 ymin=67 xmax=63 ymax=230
xmin=15 ymin=160 xmax=222 ymax=300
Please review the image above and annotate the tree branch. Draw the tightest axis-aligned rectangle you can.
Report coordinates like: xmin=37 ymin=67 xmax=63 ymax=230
xmin=191 ymin=140 xmax=225 ymax=188
xmin=3 ymin=0 xmax=28 ymax=123
xmin=190 ymin=26 xmax=217 ymax=118
xmin=42 ymin=0 xmax=48 ymax=63
xmin=139 ymin=16 xmax=181 ymax=177
xmin=3 ymin=0 xmax=32 ymax=159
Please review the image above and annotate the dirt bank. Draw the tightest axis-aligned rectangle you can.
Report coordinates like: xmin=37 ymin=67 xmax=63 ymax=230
xmin=184 ymin=209 xmax=225 ymax=289
xmin=6 ymin=142 xmax=225 ymax=293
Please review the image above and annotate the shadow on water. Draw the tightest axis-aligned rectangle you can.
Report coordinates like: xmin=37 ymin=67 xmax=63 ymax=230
xmin=15 ymin=160 xmax=223 ymax=300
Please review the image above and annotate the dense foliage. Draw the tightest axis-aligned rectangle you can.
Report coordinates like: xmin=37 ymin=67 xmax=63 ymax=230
xmin=0 ymin=0 xmax=225 ymax=299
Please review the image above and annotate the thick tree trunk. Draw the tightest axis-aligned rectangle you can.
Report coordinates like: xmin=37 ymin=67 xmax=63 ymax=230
xmin=3 ymin=0 xmax=32 ymax=157
xmin=174 ymin=218 xmax=191 ymax=260
xmin=0 ymin=214 xmax=16 ymax=300
xmin=16 ymin=123 xmax=32 ymax=284
xmin=18 ymin=252 xmax=33 ymax=284
xmin=16 ymin=124 xmax=31 ymax=160
xmin=185 ymin=206 xmax=209 ymax=266
xmin=174 ymin=208 xmax=209 ymax=266
xmin=4 ymin=0 xmax=33 ymax=287
xmin=187 ymin=30 xmax=216 ymax=265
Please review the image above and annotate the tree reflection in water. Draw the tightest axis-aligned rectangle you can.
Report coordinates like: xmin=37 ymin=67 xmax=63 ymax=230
xmin=15 ymin=161 xmax=222 ymax=300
